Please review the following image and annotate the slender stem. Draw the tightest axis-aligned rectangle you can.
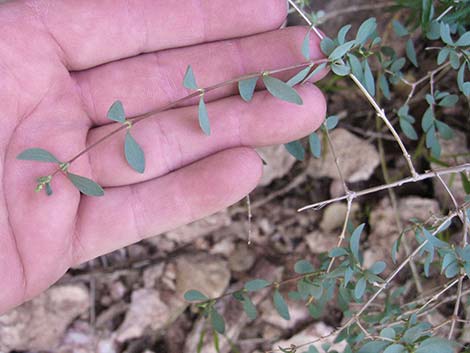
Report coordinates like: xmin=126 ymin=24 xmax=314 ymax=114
xmin=298 ymin=164 xmax=470 ymax=212
xmin=46 ymin=59 xmax=326 ymax=176
xmin=349 ymin=74 xmax=418 ymax=178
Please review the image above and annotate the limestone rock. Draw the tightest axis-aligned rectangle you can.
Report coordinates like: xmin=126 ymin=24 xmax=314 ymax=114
xmin=258 ymin=145 xmax=297 ymax=186
xmin=116 ymin=289 xmax=170 ymax=342
xmin=0 ymin=284 xmax=89 ymax=351
xmin=308 ymin=129 xmax=380 ymax=182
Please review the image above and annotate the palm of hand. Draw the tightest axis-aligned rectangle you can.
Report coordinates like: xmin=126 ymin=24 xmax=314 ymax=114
xmin=0 ymin=0 xmax=326 ymax=314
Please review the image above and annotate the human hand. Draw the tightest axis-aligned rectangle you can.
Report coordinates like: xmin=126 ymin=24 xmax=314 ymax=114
xmin=0 ymin=0 xmax=326 ymax=314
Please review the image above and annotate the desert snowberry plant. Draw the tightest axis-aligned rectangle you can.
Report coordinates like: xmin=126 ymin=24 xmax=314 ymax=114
xmin=16 ymin=0 xmax=470 ymax=352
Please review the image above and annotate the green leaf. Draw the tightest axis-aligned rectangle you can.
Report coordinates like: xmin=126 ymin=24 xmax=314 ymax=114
xmin=329 ymin=41 xmax=356 ymax=61
xmin=125 ymin=132 xmax=145 ymax=174
xmin=239 ymin=77 xmax=258 ymax=102
xmin=198 ymin=96 xmax=211 ymax=136
xmin=370 ymin=261 xmax=386 ymax=275
xmin=242 ymin=294 xmax=257 ymax=320
xmin=67 ymin=173 xmax=104 ymax=197
xmin=350 ymin=223 xmax=366 ymax=261
xmin=184 ymin=290 xmax=209 ymax=302
xmin=287 ymin=66 xmax=312 ymax=87
xmin=320 ymin=37 xmax=335 ymax=56
xmin=363 ymin=60 xmax=375 ymax=96
xmin=107 ymin=100 xmax=126 ymax=123
xmin=400 ymin=118 xmax=418 ymax=140
xmin=438 ymin=94 xmax=458 ymax=107
xmin=415 ymin=337 xmax=454 ymax=353
xmin=245 ymin=279 xmax=271 ymax=292
xmin=379 ymin=74 xmax=391 ymax=100
xmin=435 ymin=120 xmax=453 ymax=140
xmin=337 ymin=25 xmax=352 ymax=45
xmin=273 ymin=290 xmax=290 ymax=320
xmin=45 ymin=183 xmax=53 ymax=196
xmin=329 ymin=247 xmax=348 ymax=257
xmin=305 ymin=63 xmax=327 ymax=81
xmin=331 ymin=60 xmax=351 ymax=76
xmin=348 ymin=54 xmax=363 ymax=81
xmin=437 ymin=48 xmax=450 ymax=65
xmin=183 ymin=65 xmax=198 ymax=90
xmin=392 ymin=20 xmax=409 ymax=37
xmin=422 ymin=228 xmax=448 ymax=248
xmin=17 ymin=148 xmax=60 ymax=163
xmin=380 ymin=327 xmax=396 ymax=340
xmin=358 ymin=340 xmax=389 ymax=353
xmin=306 ymin=345 xmax=320 ymax=353
xmin=302 ymin=30 xmax=311 ymax=60
xmin=309 ymin=132 xmax=322 ymax=158
xmin=406 ymin=39 xmax=419 ymax=67
xmin=210 ymin=307 xmax=225 ymax=334
xmin=440 ymin=22 xmax=453 ymax=45
xmin=285 ymin=141 xmax=305 ymax=161
xmin=354 ymin=277 xmax=367 ymax=299
xmin=294 ymin=260 xmax=315 ymax=274
xmin=325 ymin=115 xmax=339 ymax=130
xmin=263 ymin=75 xmax=303 ymax=105
xmin=355 ymin=18 xmax=377 ymax=45
xmin=456 ymin=32 xmax=470 ymax=46
xmin=383 ymin=344 xmax=406 ymax=353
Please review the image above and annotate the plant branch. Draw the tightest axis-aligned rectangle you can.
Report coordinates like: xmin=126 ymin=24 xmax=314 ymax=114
xmin=298 ymin=164 xmax=470 ymax=212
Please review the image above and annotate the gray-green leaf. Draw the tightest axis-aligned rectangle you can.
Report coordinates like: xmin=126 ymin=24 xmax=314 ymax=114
xmin=210 ymin=307 xmax=225 ymax=334
xmin=245 ymin=279 xmax=271 ymax=292
xmin=285 ymin=141 xmax=305 ymax=161
xmin=350 ymin=223 xmax=365 ymax=261
xmin=184 ymin=290 xmax=209 ymax=302
xmin=309 ymin=132 xmax=322 ymax=158
xmin=406 ymin=39 xmax=418 ymax=67
xmin=17 ymin=148 xmax=60 ymax=163
xmin=183 ymin=65 xmax=198 ymax=90
xmin=198 ymin=96 xmax=211 ymax=136
xmin=107 ymin=100 xmax=126 ymax=123
xmin=242 ymin=295 xmax=257 ymax=320
xmin=239 ymin=77 xmax=258 ymax=102
xmin=294 ymin=260 xmax=315 ymax=274
xmin=273 ymin=290 xmax=290 ymax=320
xmin=67 ymin=173 xmax=104 ymax=197
xmin=263 ymin=75 xmax=303 ymax=105
xmin=383 ymin=344 xmax=405 ymax=353
xmin=287 ymin=66 xmax=312 ymax=87
xmin=125 ymin=132 xmax=145 ymax=174
xmin=302 ymin=30 xmax=311 ymax=60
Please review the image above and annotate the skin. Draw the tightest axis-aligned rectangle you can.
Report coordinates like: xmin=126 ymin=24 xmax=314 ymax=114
xmin=0 ymin=0 xmax=326 ymax=314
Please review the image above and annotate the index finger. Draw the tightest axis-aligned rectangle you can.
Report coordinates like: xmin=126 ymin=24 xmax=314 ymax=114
xmin=12 ymin=0 xmax=287 ymax=70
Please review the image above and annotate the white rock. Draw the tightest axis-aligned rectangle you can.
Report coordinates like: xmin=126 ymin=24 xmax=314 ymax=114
xmin=175 ymin=254 xmax=231 ymax=301
xmin=258 ymin=145 xmax=297 ymax=186
xmin=116 ymin=289 xmax=170 ymax=342
xmin=0 ymin=285 xmax=90 ymax=351
xmin=308 ymin=129 xmax=380 ymax=182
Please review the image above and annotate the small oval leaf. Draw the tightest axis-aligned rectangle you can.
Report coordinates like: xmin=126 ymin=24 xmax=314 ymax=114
xmin=125 ymin=131 xmax=146 ymax=174
xmin=17 ymin=148 xmax=60 ymax=163
xmin=184 ymin=290 xmax=209 ymax=302
xmin=107 ymin=100 xmax=126 ymax=123
xmin=245 ymin=279 xmax=271 ymax=292
xmin=183 ymin=65 xmax=198 ymax=90
xmin=67 ymin=173 xmax=104 ymax=197
xmin=210 ymin=307 xmax=225 ymax=334
xmin=263 ymin=75 xmax=303 ymax=105
xmin=273 ymin=290 xmax=290 ymax=320
xmin=198 ymin=96 xmax=211 ymax=136
xmin=239 ymin=77 xmax=258 ymax=102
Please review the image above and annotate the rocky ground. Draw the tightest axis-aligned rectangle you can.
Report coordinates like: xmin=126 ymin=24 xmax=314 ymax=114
xmin=1 ymin=1 xmax=469 ymax=353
